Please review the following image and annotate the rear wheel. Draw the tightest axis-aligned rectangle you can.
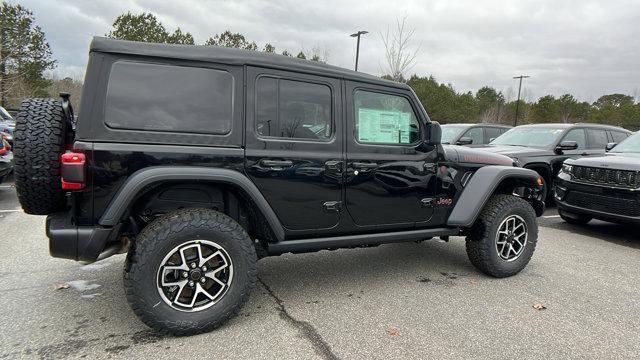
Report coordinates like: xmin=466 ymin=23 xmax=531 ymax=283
xmin=14 ymin=98 xmax=68 ymax=215
xmin=466 ymin=195 xmax=538 ymax=278
xmin=124 ymin=208 xmax=257 ymax=335
xmin=558 ymin=209 xmax=592 ymax=225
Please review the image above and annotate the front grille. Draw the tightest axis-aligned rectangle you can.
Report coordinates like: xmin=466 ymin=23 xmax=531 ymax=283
xmin=572 ymin=166 xmax=639 ymax=189
xmin=565 ymin=191 xmax=640 ymax=217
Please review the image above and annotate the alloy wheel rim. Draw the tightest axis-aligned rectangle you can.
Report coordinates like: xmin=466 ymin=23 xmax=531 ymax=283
xmin=156 ymin=240 xmax=233 ymax=312
xmin=495 ymin=215 xmax=527 ymax=262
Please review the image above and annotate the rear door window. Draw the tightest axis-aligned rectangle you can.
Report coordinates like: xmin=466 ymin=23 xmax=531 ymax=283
xmin=587 ymin=129 xmax=608 ymax=149
xmin=485 ymin=127 xmax=502 ymax=142
xmin=105 ymin=61 xmax=233 ymax=135
xmin=256 ymin=77 xmax=332 ymax=140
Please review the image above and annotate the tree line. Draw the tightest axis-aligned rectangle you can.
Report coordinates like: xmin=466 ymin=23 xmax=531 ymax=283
xmin=1 ymin=4 xmax=638 ymax=130
xmin=408 ymin=75 xmax=640 ymax=129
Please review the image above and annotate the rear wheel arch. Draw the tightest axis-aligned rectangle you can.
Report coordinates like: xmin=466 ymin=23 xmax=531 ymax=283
xmin=99 ymin=167 xmax=285 ymax=243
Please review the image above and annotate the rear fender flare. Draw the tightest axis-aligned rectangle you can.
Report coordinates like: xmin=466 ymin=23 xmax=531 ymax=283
xmin=446 ymin=166 xmax=540 ymax=227
xmin=98 ymin=166 xmax=285 ymax=241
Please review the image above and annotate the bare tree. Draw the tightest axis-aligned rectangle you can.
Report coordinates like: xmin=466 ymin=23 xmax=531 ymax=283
xmin=309 ymin=45 xmax=330 ymax=63
xmin=479 ymin=104 xmax=510 ymax=124
xmin=380 ymin=17 xmax=420 ymax=82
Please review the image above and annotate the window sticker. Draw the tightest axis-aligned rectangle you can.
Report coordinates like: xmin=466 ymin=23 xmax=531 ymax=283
xmin=358 ymin=108 xmax=412 ymax=144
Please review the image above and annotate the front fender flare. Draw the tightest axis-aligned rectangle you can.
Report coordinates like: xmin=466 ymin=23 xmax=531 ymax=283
xmin=446 ymin=166 xmax=540 ymax=227
xmin=98 ymin=166 xmax=285 ymax=241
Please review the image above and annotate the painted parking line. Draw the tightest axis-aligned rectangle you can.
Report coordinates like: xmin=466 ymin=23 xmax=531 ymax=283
xmin=0 ymin=209 xmax=21 ymax=213
xmin=543 ymin=215 xmax=561 ymax=218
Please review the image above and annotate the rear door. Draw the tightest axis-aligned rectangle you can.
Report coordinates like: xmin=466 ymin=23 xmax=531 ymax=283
xmin=244 ymin=67 xmax=343 ymax=234
xmin=344 ymin=82 xmax=439 ymax=230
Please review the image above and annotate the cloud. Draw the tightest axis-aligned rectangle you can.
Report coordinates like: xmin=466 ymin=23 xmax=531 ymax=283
xmin=20 ymin=0 xmax=640 ymax=101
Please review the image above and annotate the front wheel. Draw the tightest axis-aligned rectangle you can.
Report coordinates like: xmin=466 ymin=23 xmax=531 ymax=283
xmin=466 ymin=195 xmax=538 ymax=278
xmin=124 ymin=208 xmax=257 ymax=335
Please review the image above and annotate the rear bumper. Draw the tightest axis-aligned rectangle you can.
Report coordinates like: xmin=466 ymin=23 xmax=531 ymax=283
xmin=46 ymin=211 xmax=118 ymax=262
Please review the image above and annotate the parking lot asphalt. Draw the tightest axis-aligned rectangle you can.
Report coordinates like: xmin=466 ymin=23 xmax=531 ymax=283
xmin=0 ymin=180 xmax=638 ymax=359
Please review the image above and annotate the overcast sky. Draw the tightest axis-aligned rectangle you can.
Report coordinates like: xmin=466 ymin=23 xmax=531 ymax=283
xmin=20 ymin=0 xmax=640 ymax=102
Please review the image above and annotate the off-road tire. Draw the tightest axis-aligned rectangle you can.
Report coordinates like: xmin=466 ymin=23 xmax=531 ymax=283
xmin=14 ymin=98 xmax=67 ymax=215
xmin=466 ymin=195 xmax=538 ymax=278
xmin=124 ymin=208 xmax=257 ymax=336
xmin=558 ymin=209 xmax=592 ymax=225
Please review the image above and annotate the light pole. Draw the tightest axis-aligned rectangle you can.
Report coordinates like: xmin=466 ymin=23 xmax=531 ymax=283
xmin=513 ymin=75 xmax=530 ymax=126
xmin=350 ymin=31 xmax=368 ymax=71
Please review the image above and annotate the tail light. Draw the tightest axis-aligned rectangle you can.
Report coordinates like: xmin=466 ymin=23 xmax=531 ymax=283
xmin=61 ymin=152 xmax=86 ymax=190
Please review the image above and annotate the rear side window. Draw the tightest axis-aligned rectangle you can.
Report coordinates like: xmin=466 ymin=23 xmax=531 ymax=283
xmin=256 ymin=77 xmax=332 ymax=140
xmin=610 ymin=131 xmax=629 ymax=143
xmin=587 ymin=129 xmax=608 ymax=149
xmin=105 ymin=62 xmax=233 ymax=135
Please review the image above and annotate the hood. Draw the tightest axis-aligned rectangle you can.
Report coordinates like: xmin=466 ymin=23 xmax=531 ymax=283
xmin=479 ymin=145 xmax=552 ymax=157
xmin=443 ymin=145 xmax=515 ymax=166
xmin=566 ymin=153 xmax=640 ymax=171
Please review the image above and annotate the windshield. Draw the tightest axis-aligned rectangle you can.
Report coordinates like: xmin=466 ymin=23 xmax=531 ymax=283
xmin=441 ymin=125 xmax=467 ymax=144
xmin=611 ymin=132 xmax=640 ymax=153
xmin=490 ymin=127 xmax=566 ymax=148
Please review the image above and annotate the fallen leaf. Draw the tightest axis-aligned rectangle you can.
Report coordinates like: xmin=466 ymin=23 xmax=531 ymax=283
xmin=469 ymin=279 xmax=479 ymax=285
xmin=386 ymin=328 xmax=400 ymax=337
xmin=55 ymin=283 xmax=70 ymax=290
xmin=532 ymin=303 xmax=547 ymax=310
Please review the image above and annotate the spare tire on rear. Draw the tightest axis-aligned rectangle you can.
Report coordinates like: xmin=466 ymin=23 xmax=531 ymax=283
xmin=14 ymin=98 xmax=69 ymax=215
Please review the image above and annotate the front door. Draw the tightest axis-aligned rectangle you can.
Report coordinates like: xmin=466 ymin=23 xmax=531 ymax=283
xmin=344 ymin=82 xmax=439 ymax=230
xmin=244 ymin=67 xmax=343 ymax=234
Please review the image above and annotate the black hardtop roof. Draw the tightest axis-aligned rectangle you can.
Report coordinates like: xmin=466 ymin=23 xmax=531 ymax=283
xmin=90 ymin=37 xmax=408 ymax=90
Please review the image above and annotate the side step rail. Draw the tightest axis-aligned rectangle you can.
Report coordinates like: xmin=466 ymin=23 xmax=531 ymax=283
xmin=267 ymin=227 xmax=461 ymax=255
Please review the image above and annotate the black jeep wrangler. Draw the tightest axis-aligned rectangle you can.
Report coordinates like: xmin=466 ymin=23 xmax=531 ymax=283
xmin=14 ymin=37 xmax=544 ymax=335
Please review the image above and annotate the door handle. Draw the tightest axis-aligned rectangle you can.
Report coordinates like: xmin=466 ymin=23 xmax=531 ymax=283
xmin=352 ymin=162 xmax=378 ymax=169
xmin=261 ymin=159 xmax=293 ymax=168
xmin=325 ymin=160 xmax=343 ymax=172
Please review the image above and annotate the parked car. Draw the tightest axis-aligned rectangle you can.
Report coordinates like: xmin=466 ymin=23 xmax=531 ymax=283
xmin=441 ymin=123 xmax=511 ymax=147
xmin=480 ymin=123 xmax=632 ymax=199
xmin=13 ymin=37 xmax=545 ymax=335
xmin=0 ymin=106 xmax=15 ymax=146
xmin=555 ymin=132 xmax=640 ymax=225
xmin=0 ymin=132 xmax=13 ymax=183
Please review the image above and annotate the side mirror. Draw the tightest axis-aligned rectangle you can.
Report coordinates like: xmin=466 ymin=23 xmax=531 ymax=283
xmin=426 ymin=121 xmax=441 ymax=146
xmin=457 ymin=137 xmax=473 ymax=146
xmin=605 ymin=142 xmax=617 ymax=151
xmin=555 ymin=140 xmax=578 ymax=154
